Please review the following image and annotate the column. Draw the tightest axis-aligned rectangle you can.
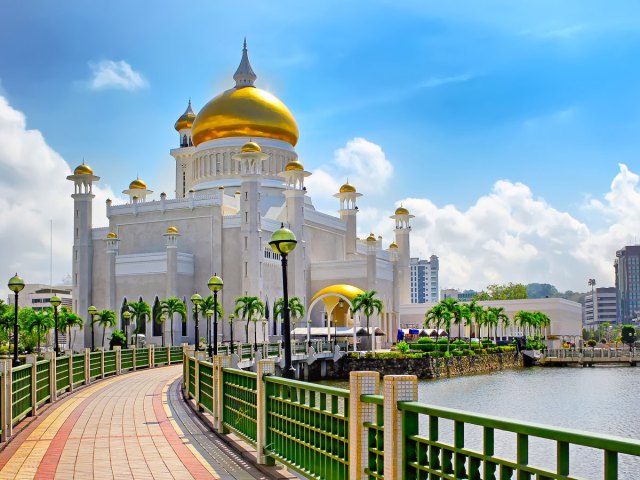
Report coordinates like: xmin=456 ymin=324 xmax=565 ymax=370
xmin=349 ymin=371 xmax=380 ymax=479
xmin=383 ymin=375 xmax=418 ymax=479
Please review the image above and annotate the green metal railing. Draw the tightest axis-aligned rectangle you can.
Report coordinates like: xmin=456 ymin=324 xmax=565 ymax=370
xmin=121 ymin=349 xmax=133 ymax=370
xmin=72 ymin=354 xmax=85 ymax=386
xmin=89 ymin=351 xmax=102 ymax=379
xmin=239 ymin=344 xmax=253 ymax=360
xmin=135 ymin=348 xmax=149 ymax=369
xmin=170 ymin=346 xmax=183 ymax=362
xmin=188 ymin=359 xmax=196 ymax=397
xmin=222 ymin=368 xmax=257 ymax=444
xmin=56 ymin=356 xmax=70 ymax=394
xmin=11 ymin=364 xmax=32 ymax=424
xmin=154 ymin=347 xmax=168 ymax=365
xmin=361 ymin=394 xmax=385 ymax=479
xmin=35 ymin=360 xmax=51 ymax=406
xmin=198 ymin=361 xmax=214 ymax=414
xmin=104 ymin=351 xmax=117 ymax=375
xmin=294 ymin=342 xmax=307 ymax=355
xmin=264 ymin=375 xmax=350 ymax=479
xmin=266 ymin=343 xmax=280 ymax=358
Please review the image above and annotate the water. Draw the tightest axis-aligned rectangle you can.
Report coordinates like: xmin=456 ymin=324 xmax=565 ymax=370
xmin=323 ymin=366 xmax=640 ymax=478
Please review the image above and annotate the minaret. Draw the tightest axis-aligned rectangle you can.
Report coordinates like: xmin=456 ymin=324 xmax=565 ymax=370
xmin=390 ymin=205 xmax=414 ymax=306
xmin=365 ymin=233 xmax=378 ymax=291
xmin=105 ymin=232 xmax=120 ymax=312
xmin=67 ymin=162 xmax=100 ymax=348
xmin=234 ymin=38 xmax=257 ymax=88
xmin=174 ymin=99 xmax=196 ymax=148
xmin=232 ymin=141 xmax=268 ymax=297
xmin=334 ymin=180 xmax=362 ymax=259
xmin=123 ymin=177 xmax=152 ymax=203
xmin=279 ymin=159 xmax=311 ymax=302
xmin=164 ymin=226 xmax=180 ymax=342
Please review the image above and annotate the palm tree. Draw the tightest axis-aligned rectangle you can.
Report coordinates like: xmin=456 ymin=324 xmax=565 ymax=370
xmin=486 ymin=307 xmax=508 ymax=343
xmin=59 ymin=306 xmax=83 ymax=350
xmin=25 ymin=309 xmax=54 ymax=353
xmin=535 ymin=312 xmax=550 ymax=339
xmin=127 ymin=301 xmax=151 ymax=347
xmin=461 ymin=303 xmax=473 ymax=341
xmin=273 ymin=297 xmax=306 ymax=339
xmin=158 ymin=297 xmax=187 ymax=346
xmin=514 ymin=310 xmax=532 ymax=338
xmin=201 ymin=294 xmax=224 ymax=348
xmin=470 ymin=301 xmax=486 ymax=346
xmin=96 ymin=310 xmax=117 ymax=348
xmin=425 ymin=302 xmax=449 ymax=342
xmin=234 ymin=296 xmax=265 ymax=346
xmin=351 ymin=291 xmax=384 ymax=352
xmin=442 ymin=297 xmax=463 ymax=339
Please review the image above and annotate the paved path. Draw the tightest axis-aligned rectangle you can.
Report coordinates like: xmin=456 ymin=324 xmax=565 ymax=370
xmin=0 ymin=365 xmax=268 ymax=479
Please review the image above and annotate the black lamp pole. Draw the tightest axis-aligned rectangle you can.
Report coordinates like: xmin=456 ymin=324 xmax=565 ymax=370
xmin=51 ymin=295 xmax=61 ymax=356
xmin=194 ymin=307 xmax=200 ymax=351
xmin=206 ymin=310 xmax=212 ymax=358
xmin=229 ymin=315 xmax=235 ymax=355
xmin=13 ymin=292 xmax=20 ymax=366
xmin=280 ymin=252 xmax=295 ymax=378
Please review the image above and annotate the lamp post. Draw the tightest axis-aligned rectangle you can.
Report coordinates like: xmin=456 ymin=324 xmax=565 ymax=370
xmin=207 ymin=274 xmax=223 ymax=357
xmin=50 ymin=295 xmax=61 ymax=356
xmin=191 ymin=294 xmax=202 ymax=351
xmin=8 ymin=273 xmax=25 ymax=367
xmin=88 ymin=306 xmax=97 ymax=351
xmin=269 ymin=224 xmax=297 ymax=379
xmin=123 ymin=311 xmax=131 ymax=348
xmin=262 ymin=318 xmax=267 ymax=345
xmin=205 ymin=309 xmax=213 ymax=358
xmin=228 ymin=314 xmax=235 ymax=355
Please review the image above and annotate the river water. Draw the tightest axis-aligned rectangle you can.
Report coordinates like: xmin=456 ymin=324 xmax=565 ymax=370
xmin=324 ymin=366 xmax=640 ymax=478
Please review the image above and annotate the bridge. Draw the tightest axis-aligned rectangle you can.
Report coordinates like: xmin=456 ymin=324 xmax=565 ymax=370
xmin=540 ymin=348 xmax=639 ymax=366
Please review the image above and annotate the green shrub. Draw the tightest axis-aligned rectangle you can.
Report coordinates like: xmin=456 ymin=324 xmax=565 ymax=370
xmin=436 ymin=338 xmax=450 ymax=344
xmin=587 ymin=339 xmax=597 ymax=347
xmin=109 ymin=330 xmax=127 ymax=349
xmin=396 ymin=341 xmax=410 ymax=355
xmin=437 ymin=343 xmax=449 ymax=352
xmin=413 ymin=343 xmax=436 ymax=352
xmin=428 ymin=351 xmax=445 ymax=358
xmin=418 ymin=337 xmax=435 ymax=344
xmin=452 ymin=350 xmax=465 ymax=356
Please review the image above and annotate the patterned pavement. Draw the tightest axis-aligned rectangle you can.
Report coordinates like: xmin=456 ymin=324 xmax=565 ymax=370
xmin=0 ymin=365 xmax=268 ymax=479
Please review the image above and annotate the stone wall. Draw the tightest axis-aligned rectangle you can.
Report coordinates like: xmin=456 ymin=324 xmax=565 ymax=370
xmin=321 ymin=352 xmax=522 ymax=380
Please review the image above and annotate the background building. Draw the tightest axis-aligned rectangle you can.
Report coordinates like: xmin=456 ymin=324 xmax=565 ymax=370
xmin=440 ymin=288 xmax=477 ymax=302
xmin=7 ymin=284 xmax=73 ymax=311
xmin=583 ymin=287 xmax=617 ymax=328
xmin=614 ymin=245 xmax=640 ymax=323
xmin=410 ymin=256 xmax=439 ymax=303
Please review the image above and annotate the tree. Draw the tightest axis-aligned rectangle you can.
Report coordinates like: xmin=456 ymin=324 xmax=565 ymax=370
xmin=351 ymin=291 xmax=384 ymax=351
xmin=127 ymin=301 xmax=151 ymax=346
xmin=474 ymin=283 xmax=528 ymax=301
xmin=96 ymin=310 xmax=117 ymax=348
xmin=234 ymin=296 xmax=265 ymax=345
xmin=441 ymin=297 xmax=463 ymax=339
xmin=273 ymin=297 xmax=306 ymax=336
xmin=621 ymin=325 xmax=637 ymax=348
xmin=59 ymin=306 xmax=83 ymax=350
xmin=526 ymin=283 xmax=559 ymax=299
xmin=24 ymin=309 xmax=54 ymax=353
xmin=460 ymin=303 xmax=473 ymax=340
xmin=159 ymin=297 xmax=187 ymax=346
xmin=486 ymin=307 xmax=508 ymax=342
xmin=200 ymin=294 xmax=224 ymax=347
xmin=470 ymin=301 xmax=486 ymax=344
xmin=425 ymin=302 xmax=449 ymax=342
xmin=514 ymin=311 xmax=532 ymax=337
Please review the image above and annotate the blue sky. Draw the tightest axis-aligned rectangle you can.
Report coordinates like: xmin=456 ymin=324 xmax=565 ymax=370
xmin=2 ymin=0 xmax=640 ymax=291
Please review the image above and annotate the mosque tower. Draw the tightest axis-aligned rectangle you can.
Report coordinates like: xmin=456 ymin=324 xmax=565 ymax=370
xmin=334 ymin=180 xmax=362 ymax=259
xmin=391 ymin=206 xmax=414 ymax=306
xmin=67 ymin=162 xmax=100 ymax=348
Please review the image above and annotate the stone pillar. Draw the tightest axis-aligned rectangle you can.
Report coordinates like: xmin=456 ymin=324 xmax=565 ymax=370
xmin=0 ymin=360 xmax=12 ymax=440
xmin=194 ymin=357 xmax=200 ymax=408
xmin=256 ymin=360 xmax=276 ymax=465
xmin=69 ymin=353 xmax=74 ymax=392
xmin=114 ymin=346 xmax=121 ymax=375
xmin=132 ymin=347 xmax=137 ymax=371
xmin=349 ymin=371 xmax=381 ymax=480
xmin=44 ymin=352 xmax=56 ymax=402
xmin=101 ymin=349 xmax=105 ymax=378
xmin=383 ymin=375 xmax=418 ymax=479
xmin=84 ymin=348 xmax=91 ymax=385
xmin=214 ymin=355 xmax=231 ymax=433
xmin=149 ymin=345 xmax=154 ymax=368
xmin=25 ymin=354 xmax=37 ymax=415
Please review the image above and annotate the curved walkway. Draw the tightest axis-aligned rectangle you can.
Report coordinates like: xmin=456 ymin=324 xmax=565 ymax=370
xmin=0 ymin=365 xmax=266 ymax=479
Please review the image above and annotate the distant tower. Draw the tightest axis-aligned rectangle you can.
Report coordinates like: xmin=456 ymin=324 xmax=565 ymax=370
xmin=365 ymin=233 xmax=378 ymax=291
xmin=279 ymin=159 xmax=311 ymax=301
xmin=174 ymin=99 xmax=196 ymax=148
xmin=173 ymin=99 xmax=196 ymax=199
xmin=232 ymin=141 xmax=268 ymax=298
xmin=390 ymin=205 xmax=414 ymax=306
xmin=334 ymin=180 xmax=362 ymax=259
xmin=164 ymin=226 xmax=181 ymax=341
xmin=123 ymin=177 xmax=152 ymax=203
xmin=105 ymin=231 xmax=120 ymax=312
xmin=67 ymin=161 xmax=100 ymax=347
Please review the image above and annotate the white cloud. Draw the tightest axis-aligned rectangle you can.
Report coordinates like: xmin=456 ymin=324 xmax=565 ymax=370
xmin=0 ymin=96 xmax=119 ymax=293
xmin=88 ymin=60 xmax=148 ymax=91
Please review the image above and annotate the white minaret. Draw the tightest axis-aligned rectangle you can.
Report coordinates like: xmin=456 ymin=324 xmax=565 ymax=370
xmin=390 ymin=205 xmax=414 ymax=307
xmin=174 ymin=99 xmax=196 ymax=148
xmin=172 ymin=100 xmax=196 ymax=199
xmin=232 ymin=141 xmax=268 ymax=298
xmin=123 ymin=177 xmax=152 ymax=204
xmin=164 ymin=226 xmax=180 ymax=342
xmin=67 ymin=162 xmax=100 ymax=348
xmin=105 ymin=231 xmax=120 ymax=312
xmin=365 ymin=233 xmax=378 ymax=291
xmin=279 ymin=159 xmax=311 ymax=302
xmin=334 ymin=180 xmax=362 ymax=259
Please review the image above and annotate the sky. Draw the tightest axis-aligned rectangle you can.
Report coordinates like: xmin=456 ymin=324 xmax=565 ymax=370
xmin=1 ymin=0 xmax=640 ymax=295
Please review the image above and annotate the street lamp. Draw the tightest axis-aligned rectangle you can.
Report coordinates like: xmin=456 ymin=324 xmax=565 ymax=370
xmin=123 ymin=311 xmax=131 ymax=348
xmin=206 ymin=309 xmax=213 ymax=358
xmin=228 ymin=314 xmax=235 ymax=355
xmin=269 ymin=223 xmax=297 ymax=378
xmin=50 ymin=295 xmax=61 ymax=356
xmin=191 ymin=293 xmax=202 ymax=351
xmin=8 ymin=273 xmax=25 ymax=367
xmin=208 ymin=274 xmax=223 ymax=357
xmin=88 ymin=306 xmax=97 ymax=351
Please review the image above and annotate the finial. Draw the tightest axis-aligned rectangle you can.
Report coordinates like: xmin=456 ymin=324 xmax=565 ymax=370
xmin=234 ymin=38 xmax=257 ymax=88
xmin=243 ymin=37 xmax=247 ymax=50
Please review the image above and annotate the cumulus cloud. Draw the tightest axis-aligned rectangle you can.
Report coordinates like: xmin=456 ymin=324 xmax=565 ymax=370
xmin=88 ymin=60 xmax=148 ymax=91
xmin=0 ymin=96 xmax=118 ymax=291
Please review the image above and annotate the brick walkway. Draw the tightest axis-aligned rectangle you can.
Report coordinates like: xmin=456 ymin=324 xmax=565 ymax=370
xmin=0 ymin=365 xmax=267 ymax=479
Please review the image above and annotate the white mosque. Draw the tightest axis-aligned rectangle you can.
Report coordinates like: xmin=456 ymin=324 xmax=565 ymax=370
xmin=67 ymin=42 xmax=414 ymax=350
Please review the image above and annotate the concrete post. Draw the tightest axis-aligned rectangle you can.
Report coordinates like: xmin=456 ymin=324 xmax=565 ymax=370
xmin=114 ymin=346 xmax=121 ymax=375
xmin=183 ymin=354 xmax=189 ymax=392
xmin=44 ymin=352 xmax=56 ymax=402
xmin=84 ymin=348 xmax=91 ymax=385
xmin=256 ymin=360 xmax=276 ymax=465
xmin=194 ymin=357 xmax=200 ymax=407
xmin=132 ymin=347 xmax=137 ymax=371
xmin=0 ymin=360 xmax=11 ymax=440
xmin=149 ymin=344 xmax=154 ymax=368
xmin=69 ymin=353 xmax=74 ymax=392
xmin=101 ymin=349 xmax=105 ymax=379
xmin=349 ymin=371 xmax=381 ymax=480
xmin=214 ymin=355 xmax=231 ymax=433
xmin=383 ymin=375 xmax=418 ymax=480
xmin=25 ymin=354 xmax=38 ymax=415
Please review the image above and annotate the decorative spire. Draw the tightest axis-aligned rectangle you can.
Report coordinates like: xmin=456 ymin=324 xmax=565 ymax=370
xmin=185 ymin=98 xmax=194 ymax=115
xmin=233 ymin=38 xmax=257 ymax=88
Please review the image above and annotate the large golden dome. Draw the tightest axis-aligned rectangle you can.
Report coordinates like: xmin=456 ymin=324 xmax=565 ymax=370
xmin=191 ymin=42 xmax=299 ymax=147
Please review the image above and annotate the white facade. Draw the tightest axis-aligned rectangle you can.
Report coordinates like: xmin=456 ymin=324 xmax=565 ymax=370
xmin=7 ymin=284 xmax=73 ymax=311
xmin=68 ymin=45 xmax=412 ymax=350
xmin=583 ymin=287 xmax=617 ymax=327
xmin=410 ymin=256 xmax=439 ymax=303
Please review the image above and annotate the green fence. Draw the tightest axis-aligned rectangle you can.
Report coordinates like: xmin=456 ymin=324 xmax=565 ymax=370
xmin=136 ymin=348 xmax=149 ymax=369
xmin=56 ymin=356 xmax=70 ymax=394
xmin=35 ymin=360 xmax=51 ymax=407
xmin=198 ymin=361 xmax=214 ymax=414
xmin=154 ymin=347 xmax=169 ymax=365
xmin=121 ymin=349 xmax=133 ymax=370
xmin=72 ymin=354 xmax=85 ymax=386
xmin=222 ymin=368 xmax=257 ymax=444
xmin=264 ymin=375 xmax=350 ymax=479
xmin=188 ymin=359 xmax=196 ymax=398
xmin=11 ymin=364 xmax=32 ymax=425
xmin=170 ymin=346 xmax=183 ymax=362
xmin=104 ymin=351 xmax=117 ymax=376
xmin=89 ymin=351 xmax=102 ymax=379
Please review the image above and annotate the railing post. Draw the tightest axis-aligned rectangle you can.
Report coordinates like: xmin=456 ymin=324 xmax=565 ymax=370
xmin=101 ymin=348 xmax=105 ymax=379
xmin=183 ymin=354 xmax=189 ymax=393
xmin=149 ymin=344 xmax=154 ymax=368
xmin=349 ymin=371 xmax=380 ymax=480
xmin=84 ymin=348 xmax=91 ymax=385
xmin=132 ymin=346 xmax=137 ymax=371
xmin=194 ymin=357 xmax=200 ymax=410
xmin=0 ymin=360 xmax=11 ymax=441
xmin=214 ymin=355 xmax=231 ymax=433
xmin=256 ymin=359 xmax=276 ymax=465
xmin=68 ymin=351 xmax=74 ymax=392
xmin=167 ymin=346 xmax=172 ymax=366
xmin=114 ymin=346 xmax=121 ymax=375
xmin=383 ymin=375 xmax=418 ymax=480
xmin=44 ymin=352 xmax=56 ymax=402
xmin=25 ymin=354 xmax=37 ymax=416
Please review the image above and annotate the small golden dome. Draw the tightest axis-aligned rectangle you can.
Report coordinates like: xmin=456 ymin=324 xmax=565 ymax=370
xmin=285 ymin=160 xmax=304 ymax=171
xmin=74 ymin=163 xmax=93 ymax=175
xmin=174 ymin=100 xmax=196 ymax=131
xmin=166 ymin=226 xmax=179 ymax=234
xmin=241 ymin=141 xmax=262 ymax=153
xmin=235 ymin=191 xmax=241 ymax=195
xmin=339 ymin=181 xmax=356 ymax=193
xmin=106 ymin=232 xmax=118 ymax=239
xmin=129 ymin=178 xmax=147 ymax=190
xmin=218 ymin=186 xmax=225 ymax=190
xmin=389 ymin=242 xmax=398 ymax=249
xmin=366 ymin=233 xmax=376 ymax=242
xmin=395 ymin=206 xmax=409 ymax=215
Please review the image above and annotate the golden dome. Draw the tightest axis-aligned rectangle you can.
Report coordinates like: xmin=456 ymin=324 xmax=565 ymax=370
xmin=339 ymin=181 xmax=356 ymax=193
xmin=395 ymin=206 xmax=409 ymax=215
xmin=218 ymin=186 xmax=225 ymax=190
xmin=366 ymin=233 xmax=376 ymax=242
xmin=389 ymin=242 xmax=398 ymax=249
xmin=235 ymin=190 xmax=241 ymax=195
xmin=285 ymin=160 xmax=304 ymax=171
xmin=174 ymin=99 xmax=196 ymax=131
xmin=241 ymin=141 xmax=262 ymax=153
xmin=106 ymin=232 xmax=118 ymax=239
xmin=129 ymin=178 xmax=147 ymax=190
xmin=166 ymin=226 xmax=179 ymax=234
xmin=74 ymin=163 xmax=93 ymax=175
